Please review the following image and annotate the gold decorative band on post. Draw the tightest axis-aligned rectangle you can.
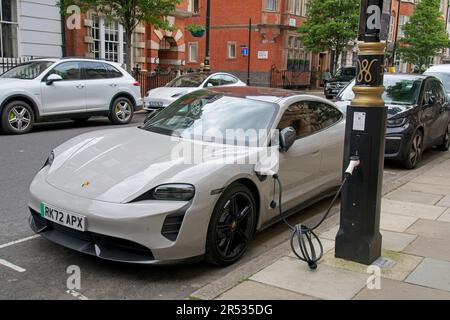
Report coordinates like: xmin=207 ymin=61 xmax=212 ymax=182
xmin=357 ymin=42 xmax=386 ymax=56
xmin=351 ymin=86 xmax=385 ymax=107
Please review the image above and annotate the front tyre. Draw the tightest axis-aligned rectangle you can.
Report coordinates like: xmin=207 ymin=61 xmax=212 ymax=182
xmin=206 ymin=183 xmax=257 ymax=266
xmin=1 ymin=100 xmax=34 ymax=134
xmin=403 ymin=131 xmax=423 ymax=169
xmin=109 ymin=97 xmax=134 ymax=125
xmin=437 ymin=123 xmax=450 ymax=151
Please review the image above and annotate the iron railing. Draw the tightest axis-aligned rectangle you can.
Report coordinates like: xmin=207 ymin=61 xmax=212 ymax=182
xmin=133 ymin=70 xmax=178 ymax=97
xmin=270 ymin=66 xmax=311 ymax=89
xmin=0 ymin=56 xmax=34 ymax=74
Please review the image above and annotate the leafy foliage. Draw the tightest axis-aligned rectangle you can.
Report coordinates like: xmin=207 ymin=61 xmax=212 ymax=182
xmin=398 ymin=0 xmax=450 ymax=72
xmin=297 ymin=0 xmax=359 ymax=72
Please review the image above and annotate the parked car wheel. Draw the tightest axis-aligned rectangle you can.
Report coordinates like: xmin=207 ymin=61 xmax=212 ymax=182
xmin=403 ymin=131 xmax=423 ymax=169
xmin=438 ymin=123 xmax=450 ymax=151
xmin=205 ymin=183 xmax=257 ymax=266
xmin=72 ymin=117 xmax=90 ymax=123
xmin=1 ymin=101 xmax=34 ymax=134
xmin=109 ymin=97 xmax=134 ymax=125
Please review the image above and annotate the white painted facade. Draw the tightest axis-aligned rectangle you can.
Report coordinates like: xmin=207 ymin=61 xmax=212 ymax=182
xmin=1 ymin=0 xmax=62 ymax=59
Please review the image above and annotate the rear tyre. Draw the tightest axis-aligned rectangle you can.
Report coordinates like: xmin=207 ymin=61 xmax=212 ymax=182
xmin=1 ymin=100 xmax=34 ymax=134
xmin=205 ymin=183 xmax=257 ymax=266
xmin=109 ymin=97 xmax=134 ymax=125
xmin=402 ymin=131 xmax=423 ymax=169
xmin=437 ymin=123 xmax=450 ymax=151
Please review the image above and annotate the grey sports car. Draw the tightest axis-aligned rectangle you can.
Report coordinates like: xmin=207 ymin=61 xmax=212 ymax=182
xmin=29 ymin=87 xmax=345 ymax=266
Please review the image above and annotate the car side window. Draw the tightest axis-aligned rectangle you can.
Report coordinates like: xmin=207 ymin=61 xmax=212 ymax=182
xmin=83 ymin=62 xmax=108 ymax=79
xmin=205 ymin=76 xmax=222 ymax=87
xmin=220 ymin=75 xmax=237 ymax=85
xmin=310 ymin=102 xmax=343 ymax=130
xmin=432 ymin=80 xmax=446 ymax=104
xmin=45 ymin=62 xmax=81 ymax=81
xmin=104 ymin=63 xmax=123 ymax=78
xmin=277 ymin=101 xmax=342 ymax=139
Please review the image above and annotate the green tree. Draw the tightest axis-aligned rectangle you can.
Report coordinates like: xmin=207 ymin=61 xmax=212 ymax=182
xmin=398 ymin=0 xmax=449 ymax=73
xmin=297 ymin=0 xmax=359 ymax=73
xmin=62 ymin=0 xmax=181 ymax=71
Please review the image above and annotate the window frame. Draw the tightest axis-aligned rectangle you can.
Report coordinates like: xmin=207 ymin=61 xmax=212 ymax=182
xmin=277 ymin=100 xmax=344 ymax=140
xmin=227 ymin=42 xmax=237 ymax=59
xmin=266 ymin=0 xmax=277 ymax=11
xmin=42 ymin=61 xmax=83 ymax=82
xmin=188 ymin=42 xmax=198 ymax=63
xmin=0 ymin=0 xmax=18 ymax=58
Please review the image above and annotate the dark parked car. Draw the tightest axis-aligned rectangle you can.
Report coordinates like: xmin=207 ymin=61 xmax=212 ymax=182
xmin=324 ymin=66 xmax=357 ymax=99
xmin=335 ymin=74 xmax=450 ymax=169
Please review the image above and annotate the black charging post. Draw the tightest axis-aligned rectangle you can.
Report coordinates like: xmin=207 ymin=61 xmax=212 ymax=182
xmin=335 ymin=0 xmax=387 ymax=265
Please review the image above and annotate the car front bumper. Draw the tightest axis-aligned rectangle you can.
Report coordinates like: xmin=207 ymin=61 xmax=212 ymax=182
xmin=28 ymin=169 xmax=208 ymax=264
xmin=143 ymin=97 xmax=173 ymax=111
xmin=384 ymin=123 xmax=413 ymax=161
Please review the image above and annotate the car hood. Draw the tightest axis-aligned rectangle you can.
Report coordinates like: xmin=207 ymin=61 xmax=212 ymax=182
xmin=45 ymin=127 xmax=255 ymax=203
xmin=0 ymin=78 xmax=33 ymax=88
xmin=147 ymin=87 xmax=198 ymax=99
xmin=334 ymin=100 xmax=416 ymax=119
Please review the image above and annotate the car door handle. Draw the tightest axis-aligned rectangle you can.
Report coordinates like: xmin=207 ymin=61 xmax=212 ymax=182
xmin=110 ymin=83 xmax=118 ymax=87
xmin=76 ymin=84 xmax=85 ymax=89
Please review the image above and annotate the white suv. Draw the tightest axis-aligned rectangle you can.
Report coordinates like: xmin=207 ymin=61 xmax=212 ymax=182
xmin=0 ymin=58 xmax=143 ymax=134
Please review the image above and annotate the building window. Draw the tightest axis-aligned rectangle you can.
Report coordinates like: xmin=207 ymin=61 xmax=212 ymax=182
xmin=0 ymin=0 xmax=18 ymax=58
xmin=388 ymin=15 xmax=395 ymax=42
xmin=398 ymin=15 xmax=410 ymax=38
xmin=188 ymin=42 xmax=198 ymax=62
xmin=228 ymin=42 xmax=237 ymax=59
xmin=266 ymin=0 xmax=277 ymax=11
xmin=341 ymin=50 xmax=348 ymax=67
xmin=301 ymin=0 xmax=308 ymax=17
xmin=189 ymin=0 xmax=199 ymax=13
xmin=91 ymin=16 xmax=126 ymax=65
xmin=289 ymin=0 xmax=301 ymax=15
xmin=287 ymin=35 xmax=310 ymax=71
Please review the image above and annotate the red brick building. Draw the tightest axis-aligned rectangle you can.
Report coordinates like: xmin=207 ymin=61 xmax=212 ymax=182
xmin=65 ymin=0 xmax=328 ymax=88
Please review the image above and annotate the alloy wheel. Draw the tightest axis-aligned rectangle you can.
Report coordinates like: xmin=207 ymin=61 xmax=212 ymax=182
xmin=409 ymin=133 xmax=422 ymax=167
xmin=115 ymin=101 xmax=132 ymax=122
xmin=215 ymin=192 xmax=255 ymax=260
xmin=8 ymin=106 xmax=31 ymax=132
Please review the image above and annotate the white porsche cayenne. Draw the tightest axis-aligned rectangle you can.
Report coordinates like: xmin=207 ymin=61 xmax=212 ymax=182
xmin=29 ymin=87 xmax=345 ymax=266
xmin=0 ymin=58 xmax=143 ymax=134
xmin=144 ymin=72 xmax=246 ymax=111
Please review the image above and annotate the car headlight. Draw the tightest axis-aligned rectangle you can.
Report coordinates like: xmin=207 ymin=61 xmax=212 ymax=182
xmin=42 ymin=151 xmax=55 ymax=168
xmin=386 ymin=117 xmax=407 ymax=128
xmin=130 ymin=184 xmax=195 ymax=202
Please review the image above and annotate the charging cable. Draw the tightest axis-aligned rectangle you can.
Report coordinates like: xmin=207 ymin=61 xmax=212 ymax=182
xmin=273 ymin=156 xmax=360 ymax=270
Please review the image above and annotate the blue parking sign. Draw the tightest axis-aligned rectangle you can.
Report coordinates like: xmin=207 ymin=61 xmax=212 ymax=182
xmin=241 ymin=47 xmax=249 ymax=57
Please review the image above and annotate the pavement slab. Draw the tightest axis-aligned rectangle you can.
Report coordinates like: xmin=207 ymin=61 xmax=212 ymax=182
xmin=406 ymin=258 xmax=450 ymax=292
xmin=250 ymin=256 xmax=368 ymax=300
xmin=381 ymin=230 xmax=417 ymax=252
xmin=381 ymin=199 xmax=446 ymax=220
xmin=403 ymin=237 xmax=450 ymax=262
xmin=217 ymin=280 xmax=317 ymax=300
xmin=380 ymin=213 xmax=418 ymax=233
xmin=406 ymin=219 xmax=450 ymax=241
xmin=412 ymin=175 xmax=450 ymax=187
xmin=319 ymin=225 xmax=339 ymax=241
xmin=400 ymin=182 xmax=450 ymax=196
xmin=384 ymin=189 xmax=443 ymax=205
xmin=354 ymin=278 xmax=450 ymax=300
xmin=436 ymin=195 xmax=450 ymax=208
xmin=438 ymin=208 xmax=450 ymax=222
xmin=322 ymin=250 xmax=423 ymax=281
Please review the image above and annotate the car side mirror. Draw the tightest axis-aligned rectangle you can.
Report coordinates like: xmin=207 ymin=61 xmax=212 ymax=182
xmin=46 ymin=74 xmax=63 ymax=85
xmin=279 ymin=127 xmax=296 ymax=152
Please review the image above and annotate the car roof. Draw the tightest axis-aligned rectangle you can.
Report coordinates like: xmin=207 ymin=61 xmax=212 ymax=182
xmin=384 ymin=73 xmax=428 ymax=80
xmin=208 ymin=86 xmax=302 ymax=104
xmin=425 ymin=64 xmax=450 ymax=72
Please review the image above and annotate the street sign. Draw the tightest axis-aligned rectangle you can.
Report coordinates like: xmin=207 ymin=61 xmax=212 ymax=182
xmin=241 ymin=47 xmax=249 ymax=57
xmin=257 ymin=51 xmax=268 ymax=59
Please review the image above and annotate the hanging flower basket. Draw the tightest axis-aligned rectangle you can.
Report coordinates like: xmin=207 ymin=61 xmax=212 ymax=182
xmin=188 ymin=25 xmax=205 ymax=38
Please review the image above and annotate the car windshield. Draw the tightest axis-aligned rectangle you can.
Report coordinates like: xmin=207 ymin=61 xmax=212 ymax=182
xmin=166 ymin=74 xmax=209 ymax=88
xmin=142 ymin=90 xmax=278 ymax=146
xmin=334 ymin=68 xmax=356 ymax=78
xmin=424 ymin=72 xmax=450 ymax=93
xmin=1 ymin=61 xmax=54 ymax=79
xmin=338 ymin=77 xmax=422 ymax=105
